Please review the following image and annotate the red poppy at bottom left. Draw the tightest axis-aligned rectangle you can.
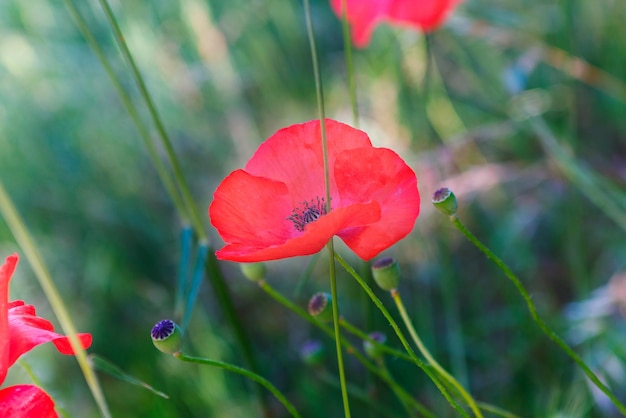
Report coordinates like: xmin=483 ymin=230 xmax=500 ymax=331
xmin=0 ymin=254 xmax=92 ymax=418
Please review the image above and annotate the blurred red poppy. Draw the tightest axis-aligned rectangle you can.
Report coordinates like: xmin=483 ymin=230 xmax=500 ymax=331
xmin=209 ymin=119 xmax=420 ymax=262
xmin=0 ymin=254 xmax=92 ymax=418
xmin=330 ymin=0 xmax=461 ymax=47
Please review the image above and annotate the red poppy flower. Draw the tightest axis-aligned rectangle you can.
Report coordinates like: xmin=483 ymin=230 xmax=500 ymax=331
xmin=0 ymin=254 xmax=92 ymax=418
xmin=330 ymin=0 xmax=461 ymax=47
xmin=209 ymin=119 xmax=420 ymax=262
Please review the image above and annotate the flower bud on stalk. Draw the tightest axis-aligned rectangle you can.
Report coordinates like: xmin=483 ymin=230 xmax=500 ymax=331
xmin=371 ymin=257 xmax=400 ymax=291
xmin=240 ymin=262 xmax=267 ymax=282
xmin=151 ymin=319 xmax=183 ymax=354
xmin=308 ymin=292 xmax=334 ymax=322
xmin=432 ymin=187 xmax=458 ymax=216
xmin=363 ymin=332 xmax=387 ymax=360
xmin=300 ymin=340 xmax=325 ymax=366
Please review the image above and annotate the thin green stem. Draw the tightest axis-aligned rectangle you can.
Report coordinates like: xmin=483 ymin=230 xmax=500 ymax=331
xmin=174 ymin=353 xmax=301 ymax=418
xmin=391 ymin=290 xmax=483 ymax=418
xmin=327 ymin=241 xmax=351 ymax=417
xmin=302 ymin=0 xmax=350 ymax=415
xmin=64 ymin=4 xmax=265 ymax=411
xmin=0 ymin=182 xmax=111 ymax=418
xmin=339 ymin=318 xmax=414 ymax=363
xmin=449 ymin=214 xmax=626 ymax=414
xmin=62 ymin=0 xmax=187 ymax=222
xmin=96 ymin=0 xmax=205 ymax=237
xmin=340 ymin=0 xmax=359 ymax=127
xmin=334 ymin=253 xmax=469 ymax=417
xmin=375 ymin=358 xmax=433 ymax=418
xmin=257 ymin=280 xmax=436 ymax=417
xmin=475 ymin=402 xmax=523 ymax=418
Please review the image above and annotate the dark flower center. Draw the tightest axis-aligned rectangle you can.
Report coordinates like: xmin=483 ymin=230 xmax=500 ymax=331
xmin=287 ymin=197 xmax=329 ymax=232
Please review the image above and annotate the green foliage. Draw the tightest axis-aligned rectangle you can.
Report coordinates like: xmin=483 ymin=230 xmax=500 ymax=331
xmin=1 ymin=0 xmax=625 ymax=416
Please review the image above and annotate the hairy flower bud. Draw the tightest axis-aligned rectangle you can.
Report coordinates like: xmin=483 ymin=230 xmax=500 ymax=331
xmin=308 ymin=292 xmax=333 ymax=322
xmin=371 ymin=257 xmax=400 ymax=291
xmin=151 ymin=319 xmax=182 ymax=354
xmin=432 ymin=187 xmax=458 ymax=216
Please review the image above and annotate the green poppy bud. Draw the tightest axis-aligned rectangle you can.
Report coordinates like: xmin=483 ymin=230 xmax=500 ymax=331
xmin=151 ymin=319 xmax=182 ymax=354
xmin=240 ymin=262 xmax=266 ymax=281
xmin=300 ymin=340 xmax=325 ymax=366
xmin=371 ymin=257 xmax=400 ymax=291
xmin=308 ymin=292 xmax=333 ymax=322
xmin=363 ymin=332 xmax=387 ymax=360
xmin=432 ymin=187 xmax=458 ymax=216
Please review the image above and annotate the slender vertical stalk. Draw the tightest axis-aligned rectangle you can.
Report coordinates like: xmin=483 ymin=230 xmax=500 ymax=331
xmin=334 ymin=253 xmax=469 ymax=417
xmin=174 ymin=353 xmax=301 ymax=418
xmin=63 ymin=4 xmax=266 ymax=412
xmin=391 ymin=289 xmax=483 ymax=418
xmin=96 ymin=0 xmax=205 ymax=236
xmin=62 ymin=0 xmax=188 ymax=222
xmin=258 ymin=280 xmax=438 ymax=417
xmin=302 ymin=0 xmax=350 ymax=416
xmin=0 ymin=182 xmax=111 ymax=418
xmin=449 ymin=214 xmax=626 ymax=414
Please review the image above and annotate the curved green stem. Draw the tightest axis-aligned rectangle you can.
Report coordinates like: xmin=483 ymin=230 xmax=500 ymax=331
xmin=334 ymin=253 xmax=469 ymax=417
xmin=174 ymin=353 xmax=301 ymax=418
xmin=0 ymin=182 xmax=111 ymax=418
xmin=375 ymin=358 xmax=434 ymax=418
xmin=449 ymin=214 xmax=626 ymax=414
xmin=257 ymin=280 xmax=437 ymax=417
xmin=392 ymin=290 xmax=483 ymax=418
xmin=62 ymin=0 xmax=187 ymax=222
xmin=339 ymin=318 xmax=414 ymax=362
xmin=96 ymin=0 xmax=205 ymax=236
xmin=63 ymin=3 xmax=265 ymax=412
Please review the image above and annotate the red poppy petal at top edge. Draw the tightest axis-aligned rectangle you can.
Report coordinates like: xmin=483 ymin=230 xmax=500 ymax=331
xmin=0 ymin=254 xmax=18 ymax=385
xmin=0 ymin=384 xmax=58 ymax=418
xmin=244 ymin=119 xmax=372 ymax=203
xmin=334 ymin=146 xmax=420 ymax=260
xmin=388 ymin=0 xmax=461 ymax=31
xmin=210 ymin=170 xmax=296 ymax=247
xmin=7 ymin=305 xmax=92 ymax=367
xmin=215 ymin=201 xmax=381 ymax=262
xmin=330 ymin=0 xmax=391 ymax=48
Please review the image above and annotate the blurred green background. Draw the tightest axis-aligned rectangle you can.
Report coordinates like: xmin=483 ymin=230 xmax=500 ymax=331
xmin=1 ymin=0 xmax=625 ymax=416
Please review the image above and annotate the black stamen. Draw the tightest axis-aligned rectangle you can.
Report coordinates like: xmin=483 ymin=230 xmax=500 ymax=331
xmin=287 ymin=197 xmax=330 ymax=231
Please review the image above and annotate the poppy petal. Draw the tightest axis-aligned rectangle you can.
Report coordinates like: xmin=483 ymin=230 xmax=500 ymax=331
xmin=330 ymin=0 xmax=460 ymax=47
xmin=0 ymin=254 xmax=18 ymax=385
xmin=330 ymin=0 xmax=391 ymax=47
xmin=216 ymin=201 xmax=381 ymax=262
xmin=335 ymin=146 xmax=420 ymax=260
xmin=388 ymin=0 xmax=461 ymax=31
xmin=0 ymin=384 xmax=58 ymax=418
xmin=245 ymin=119 xmax=372 ymax=203
xmin=8 ymin=303 xmax=92 ymax=367
xmin=209 ymin=169 xmax=296 ymax=247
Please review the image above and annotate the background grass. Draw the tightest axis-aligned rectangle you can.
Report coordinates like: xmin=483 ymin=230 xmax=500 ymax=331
xmin=1 ymin=0 xmax=625 ymax=416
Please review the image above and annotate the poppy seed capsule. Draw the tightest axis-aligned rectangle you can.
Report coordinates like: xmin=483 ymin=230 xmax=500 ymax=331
xmin=432 ymin=187 xmax=458 ymax=216
xmin=151 ymin=319 xmax=182 ymax=354
xmin=308 ymin=292 xmax=333 ymax=322
xmin=371 ymin=257 xmax=400 ymax=291
xmin=240 ymin=262 xmax=266 ymax=281
xmin=363 ymin=331 xmax=387 ymax=360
